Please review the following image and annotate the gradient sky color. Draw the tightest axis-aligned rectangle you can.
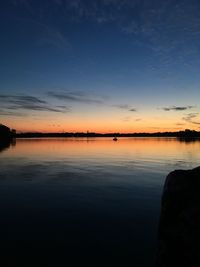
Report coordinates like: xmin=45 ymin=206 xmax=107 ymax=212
xmin=1 ymin=0 xmax=200 ymax=133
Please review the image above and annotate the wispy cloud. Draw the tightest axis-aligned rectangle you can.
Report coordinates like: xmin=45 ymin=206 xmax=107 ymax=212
xmin=161 ymin=106 xmax=194 ymax=111
xmin=11 ymin=0 xmax=200 ymax=72
xmin=48 ymin=91 xmax=103 ymax=104
xmin=121 ymin=116 xmax=141 ymax=122
xmin=10 ymin=1 xmax=70 ymax=52
xmin=117 ymin=0 xmax=200 ymax=75
xmin=0 ymin=94 xmax=70 ymax=115
xmin=121 ymin=116 xmax=131 ymax=122
xmin=182 ymin=113 xmax=200 ymax=125
xmin=114 ymin=104 xmax=130 ymax=109
xmin=113 ymin=104 xmax=137 ymax=112
xmin=0 ymin=95 xmax=46 ymax=105
xmin=0 ymin=109 xmax=26 ymax=117
xmin=36 ymin=26 xmax=70 ymax=51
xmin=176 ymin=123 xmax=185 ymax=126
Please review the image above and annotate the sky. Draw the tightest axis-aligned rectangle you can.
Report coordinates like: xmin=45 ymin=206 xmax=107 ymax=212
xmin=1 ymin=0 xmax=200 ymax=133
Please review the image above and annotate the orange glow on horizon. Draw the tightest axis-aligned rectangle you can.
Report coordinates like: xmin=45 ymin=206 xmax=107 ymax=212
xmin=1 ymin=110 xmax=199 ymax=133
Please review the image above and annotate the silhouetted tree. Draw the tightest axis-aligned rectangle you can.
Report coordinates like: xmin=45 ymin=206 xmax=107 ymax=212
xmin=0 ymin=124 xmax=15 ymax=139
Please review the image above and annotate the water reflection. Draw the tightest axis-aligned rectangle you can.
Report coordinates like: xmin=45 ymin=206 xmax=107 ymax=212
xmin=0 ymin=137 xmax=199 ymax=266
xmin=177 ymin=136 xmax=200 ymax=143
xmin=2 ymin=137 xmax=200 ymax=164
xmin=0 ymin=138 xmax=16 ymax=153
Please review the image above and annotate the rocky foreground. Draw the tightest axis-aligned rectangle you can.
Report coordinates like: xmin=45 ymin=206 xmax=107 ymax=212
xmin=157 ymin=166 xmax=200 ymax=267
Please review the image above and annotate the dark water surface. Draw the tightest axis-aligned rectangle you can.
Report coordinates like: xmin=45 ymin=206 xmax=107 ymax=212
xmin=0 ymin=137 xmax=199 ymax=266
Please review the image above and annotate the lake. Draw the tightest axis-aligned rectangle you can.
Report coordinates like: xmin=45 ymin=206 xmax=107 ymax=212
xmin=0 ymin=137 xmax=199 ymax=266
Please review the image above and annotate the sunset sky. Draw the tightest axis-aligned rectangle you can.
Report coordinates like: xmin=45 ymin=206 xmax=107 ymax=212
xmin=1 ymin=0 xmax=200 ymax=133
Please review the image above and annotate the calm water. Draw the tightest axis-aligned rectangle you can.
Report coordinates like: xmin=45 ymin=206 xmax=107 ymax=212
xmin=0 ymin=137 xmax=199 ymax=266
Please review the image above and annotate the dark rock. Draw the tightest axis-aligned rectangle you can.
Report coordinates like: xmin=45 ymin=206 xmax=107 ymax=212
xmin=157 ymin=166 xmax=200 ymax=267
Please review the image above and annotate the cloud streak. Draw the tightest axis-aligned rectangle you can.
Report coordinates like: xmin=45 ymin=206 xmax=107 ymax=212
xmin=176 ymin=123 xmax=185 ymax=126
xmin=161 ymin=106 xmax=194 ymax=111
xmin=182 ymin=113 xmax=200 ymax=125
xmin=48 ymin=91 xmax=103 ymax=104
xmin=0 ymin=109 xmax=26 ymax=117
xmin=114 ymin=104 xmax=137 ymax=112
xmin=0 ymin=94 xmax=70 ymax=115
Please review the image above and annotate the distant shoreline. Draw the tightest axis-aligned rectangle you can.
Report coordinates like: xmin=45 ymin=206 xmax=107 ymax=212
xmin=15 ymin=130 xmax=200 ymax=139
xmin=1 ymin=123 xmax=200 ymax=140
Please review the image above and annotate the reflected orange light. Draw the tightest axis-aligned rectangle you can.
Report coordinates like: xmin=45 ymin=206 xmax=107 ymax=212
xmin=4 ymin=137 xmax=200 ymax=160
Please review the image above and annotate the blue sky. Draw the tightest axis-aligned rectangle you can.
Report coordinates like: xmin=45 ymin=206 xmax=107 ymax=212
xmin=1 ymin=0 xmax=200 ymax=132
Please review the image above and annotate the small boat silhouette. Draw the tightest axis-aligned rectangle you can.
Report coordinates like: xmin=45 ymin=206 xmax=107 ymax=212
xmin=113 ymin=137 xmax=118 ymax=141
